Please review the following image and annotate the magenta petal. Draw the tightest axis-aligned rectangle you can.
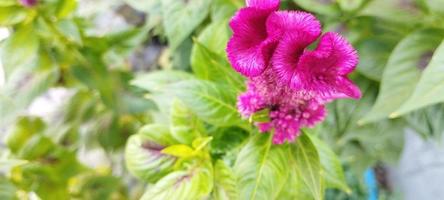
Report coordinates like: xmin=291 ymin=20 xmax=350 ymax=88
xmin=266 ymin=11 xmax=321 ymax=40
xmin=271 ymin=31 xmax=316 ymax=84
xmin=246 ymin=0 xmax=280 ymax=10
xmin=310 ymin=32 xmax=359 ymax=75
xmin=227 ymin=7 xmax=277 ymax=77
xmin=291 ymin=32 xmax=361 ymax=100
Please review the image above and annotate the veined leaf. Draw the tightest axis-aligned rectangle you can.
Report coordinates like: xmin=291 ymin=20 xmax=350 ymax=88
xmin=125 ymin=124 xmax=178 ymax=182
xmin=307 ymin=134 xmax=350 ymax=193
xmin=131 ymin=70 xmax=194 ymax=93
xmin=170 ymin=99 xmax=202 ymax=145
xmin=141 ymin=160 xmax=213 ymax=200
xmin=213 ymin=160 xmax=239 ymax=200
xmin=234 ymin=134 xmax=289 ymax=200
xmin=191 ymin=41 xmax=244 ymax=91
xmin=161 ymin=0 xmax=211 ymax=50
xmin=167 ymin=80 xmax=241 ymax=127
xmin=394 ymin=40 xmax=444 ymax=116
xmin=291 ymin=133 xmax=324 ymax=200
xmin=360 ymin=29 xmax=444 ymax=124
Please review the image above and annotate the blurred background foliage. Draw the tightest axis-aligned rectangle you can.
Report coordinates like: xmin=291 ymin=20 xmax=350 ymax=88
xmin=1 ymin=0 xmax=444 ymax=199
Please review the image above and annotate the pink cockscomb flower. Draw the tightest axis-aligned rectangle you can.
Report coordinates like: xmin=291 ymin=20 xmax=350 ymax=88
xmin=20 ymin=0 xmax=38 ymax=7
xmin=226 ymin=0 xmax=280 ymax=77
xmin=227 ymin=0 xmax=361 ymax=144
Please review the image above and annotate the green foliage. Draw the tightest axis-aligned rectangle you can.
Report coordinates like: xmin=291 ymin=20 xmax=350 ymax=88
xmin=2 ymin=0 xmax=444 ymax=199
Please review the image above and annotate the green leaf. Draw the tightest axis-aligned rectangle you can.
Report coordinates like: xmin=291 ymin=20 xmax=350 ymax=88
xmin=161 ymin=0 xmax=211 ymax=50
xmin=192 ymin=136 xmax=213 ymax=151
xmin=191 ymin=41 xmax=244 ymax=90
xmin=360 ymin=0 xmax=424 ymax=25
xmin=213 ymin=160 xmax=239 ymax=200
xmin=5 ymin=116 xmax=46 ymax=153
xmin=141 ymin=160 xmax=213 ymax=200
xmin=234 ymin=134 xmax=290 ymax=200
xmin=125 ymin=124 xmax=178 ymax=182
xmin=307 ymin=134 xmax=350 ymax=193
xmin=337 ymin=0 xmax=365 ymax=12
xmin=293 ymin=0 xmax=341 ymax=16
xmin=131 ymin=70 xmax=194 ymax=93
xmin=167 ymin=80 xmax=241 ymax=127
xmin=0 ymin=6 xmax=27 ymax=26
xmin=210 ymin=0 xmax=241 ymax=21
xmin=170 ymin=99 xmax=202 ymax=145
xmin=291 ymin=133 xmax=324 ymax=200
xmin=0 ymin=0 xmax=17 ymax=6
xmin=1 ymin=24 xmax=39 ymax=76
xmin=393 ymin=40 xmax=444 ymax=116
xmin=195 ymin=19 xmax=231 ymax=55
xmin=161 ymin=144 xmax=195 ymax=158
xmin=360 ymin=29 xmax=444 ymax=124
xmin=0 ymin=177 xmax=17 ymax=200
xmin=55 ymin=0 xmax=77 ymax=18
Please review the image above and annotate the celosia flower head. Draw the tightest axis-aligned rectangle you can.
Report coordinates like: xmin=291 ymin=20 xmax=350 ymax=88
xmin=227 ymin=0 xmax=361 ymax=144
xmin=20 ymin=0 xmax=38 ymax=7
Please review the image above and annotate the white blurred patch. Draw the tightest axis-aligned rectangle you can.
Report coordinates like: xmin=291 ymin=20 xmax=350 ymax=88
xmin=27 ymin=88 xmax=73 ymax=122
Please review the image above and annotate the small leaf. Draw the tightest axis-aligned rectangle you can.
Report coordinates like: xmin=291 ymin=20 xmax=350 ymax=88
xmin=249 ymin=109 xmax=270 ymax=123
xmin=161 ymin=144 xmax=195 ymax=158
xmin=192 ymin=136 xmax=213 ymax=151
xmin=360 ymin=29 xmax=444 ymax=124
xmin=291 ymin=133 xmax=324 ymax=200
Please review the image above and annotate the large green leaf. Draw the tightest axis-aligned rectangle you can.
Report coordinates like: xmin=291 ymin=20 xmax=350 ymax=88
xmin=195 ymin=19 xmax=231 ymax=55
xmin=191 ymin=41 xmax=244 ymax=91
xmin=161 ymin=0 xmax=211 ymax=50
xmin=360 ymin=29 xmax=444 ymax=124
xmin=141 ymin=160 xmax=213 ymax=200
xmin=234 ymin=134 xmax=289 ymax=200
xmin=307 ymin=134 xmax=350 ymax=193
xmin=394 ymin=40 xmax=444 ymax=116
xmin=212 ymin=160 xmax=239 ymax=200
xmin=125 ymin=124 xmax=178 ymax=182
xmin=170 ymin=99 xmax=203 ymax=145
xmin=131 ymin=70 xmax=194 ymax=93
xmin=291 ymin=133 xmax=323 ymax=200
xmin=167 ymin=80 xmax=241 ymax=127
